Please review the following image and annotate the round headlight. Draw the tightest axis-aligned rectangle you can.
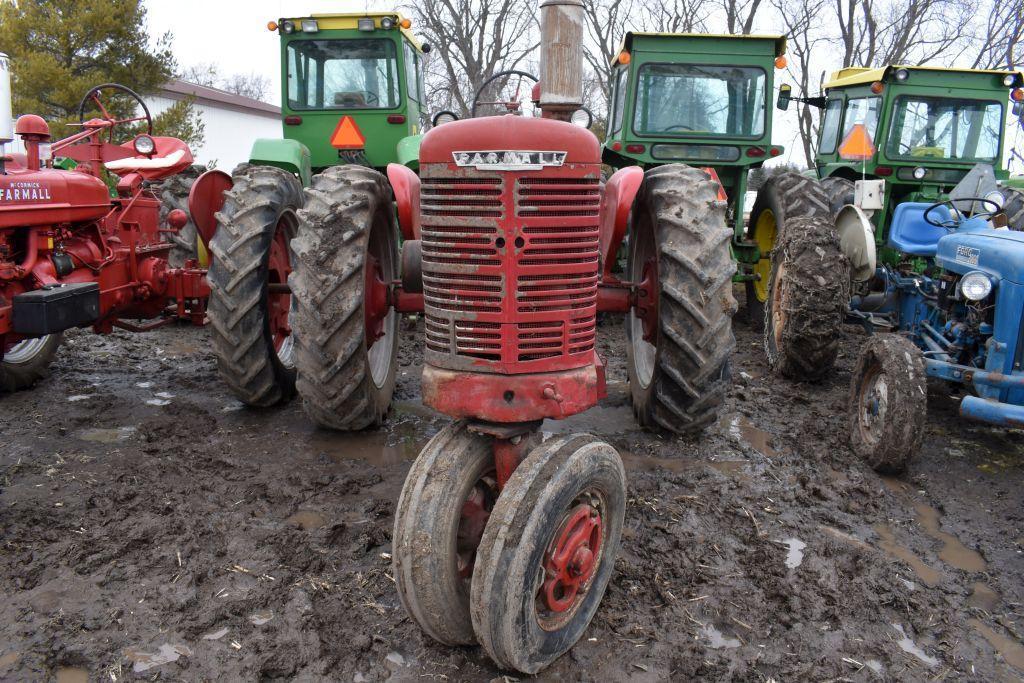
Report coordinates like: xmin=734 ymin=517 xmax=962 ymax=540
xmin=134 ymin=134 xmax=155 ymax=155
xmin=1003 ymin=74 xmax=1017 ymax=87
xmin=895 ymin=68 xmax=910 ymax=82
xmin=281 ymin=20 xmax=295 ymax=33
xmin=570 ymin=108 xmax=593 ymax=128
xmin=960 ymin=271 xmax=993 ymax=301
xmin=381 ymin=17 xmax=395 ymax=29
xmin=984 ymin=190 xmax=1004 ymax=208
xmin=431 ymin=111 xmax=458 ymax=127
xmin=912 ymin=166 xmax=927 ymax=180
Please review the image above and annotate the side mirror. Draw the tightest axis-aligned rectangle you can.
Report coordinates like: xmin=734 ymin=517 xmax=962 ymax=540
xmin=777 ymin=84 xmax=792 ymax=111
xmin=421 ymin=42 xmax=432 ymax=54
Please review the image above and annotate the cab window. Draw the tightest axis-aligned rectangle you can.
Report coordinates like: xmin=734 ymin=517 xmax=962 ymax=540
xmin=610 ymin=68 xmax=628 ymax=134
xmin=818 ymin=98 xmax=843 ymax=154
xmin=286 ymin=39 xmax=400 ymax=110
xmin=842 ymin=97 xmax=881 ymax=141
xmin=404 ymin=42 xmax=420 ymax=102
xmin=886 ymin=96 xmax=1002 ymax=161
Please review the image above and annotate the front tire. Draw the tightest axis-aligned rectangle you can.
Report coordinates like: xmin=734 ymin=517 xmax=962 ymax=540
xmin=0 ymin=334 xmax=63 ymax=392
xmin=764 ymin=216 xmax=850 ymax=381
xmin=157 ymin=166 xmax=203 ymax=267
xmin=626 ymin=164 xmax=736 ymax=435
xmin=470 ymin=434 xmax=626 ymax=674
xmin=849 ymin=334 xmax=927 ymax=473
xmin=291 ymin=165 xmax=399 ymax=430
xmin=207 ymin=165 xmax=302 ymax=407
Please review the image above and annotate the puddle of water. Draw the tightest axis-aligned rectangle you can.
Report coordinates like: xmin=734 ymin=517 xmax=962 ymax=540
xmin=145 ymin=398 xmax=171 ymax=406
xmin=728 ymin=415 xmax=779 ymax=457
xmin=136 ymin=382 xmax=152 ymax=389
xmin=154 ymin=391 xmax=175 ymax=399
xmin=970 ymin=619 xmax=1024 ymax=671
xmin=124 ymin=643 xmax=192 ymax=673
xmin=202 ymin=627 xmax=229 ymax=641
xmin=67 ymin=395 xmax=91 ymax=402
xmin=783 ymin=538 xmax=806 ymax=569
xmin=543 ymin=403 xmax=637 ymax=436
xmin=309 ymin=411 xmax=428 ymax=468
xmin=892 ymin=624 xmax=939 ymax=667
xmin=912 ymin=503 xmax=986 ymax=573
xmin=0 ymin=652 xmax=19 ymax=669
xmin=702 ymin=624 xmax=741 ymax=649
xmin=249 ymin=610 xmax=273 ymax=626
xmin=55 ymin=667 xmax=88 ymax=683
xmin=880 ymin=476 xmax=908 ymax=494
xmin=79 ymin=426 xmax=136 ymax=444
xmin=873 ymin=524 xmax=942 ymax=587
xmin=286 ymin=510 xmax=326 ymax=531
xmin=968 ymin=583 xmax=1001 ymax=612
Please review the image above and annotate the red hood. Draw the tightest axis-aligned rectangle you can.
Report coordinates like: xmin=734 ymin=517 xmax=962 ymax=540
xmin=420 ymin=115 xmax=601 ymax=165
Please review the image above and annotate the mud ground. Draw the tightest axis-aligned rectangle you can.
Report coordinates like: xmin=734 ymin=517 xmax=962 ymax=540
xmin=1 ymin=298 xmax=1023 ymax=682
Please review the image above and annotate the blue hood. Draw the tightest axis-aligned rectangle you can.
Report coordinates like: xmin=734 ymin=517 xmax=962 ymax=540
xmin=935 ymin=219 xmax=1024 ymax=284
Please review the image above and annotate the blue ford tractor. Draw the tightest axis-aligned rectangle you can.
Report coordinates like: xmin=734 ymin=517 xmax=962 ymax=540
xmin=756 ymin=64 xmax=1024 ymax=471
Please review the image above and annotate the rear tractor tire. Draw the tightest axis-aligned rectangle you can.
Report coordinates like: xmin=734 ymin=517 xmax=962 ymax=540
xmin=820 ymin=176 xmax=855 ymax=217
xmin=849 ymin=334 xmax=927 ymax=473
xmin=625 ymin=164 xmax=736 ymax=435
xmin=746 ymin=171 xmax=832 ymax=329
xmin=0 ymin=334 xmax=63 ymax=392
xmin=207 ymin=165 xmax=302 ymax=407
xmin=1000 ymin=187 xmax=1024 ymax=231
xmin=291 ymin=165 xmax=399 ymax=430
xmin=764 ymin=216 xmax=850 ymax=381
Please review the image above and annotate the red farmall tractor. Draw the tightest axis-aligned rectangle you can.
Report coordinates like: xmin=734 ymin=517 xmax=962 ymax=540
xmin=0 ymin=83 xmax=269 ymax=394
xmin=283 ymin=1 xmax=734 ymax=672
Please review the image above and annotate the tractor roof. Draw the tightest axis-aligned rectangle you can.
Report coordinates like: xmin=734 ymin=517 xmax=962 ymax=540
xmin=824 ymin=65 xmax=1024 ymax=90
xmin=614 ymin=32 xmax=786 ymax=64
xmin=276 ymin=12 xmax=422 ymax=50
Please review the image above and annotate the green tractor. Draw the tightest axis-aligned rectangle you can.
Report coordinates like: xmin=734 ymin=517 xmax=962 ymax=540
xmin=601 ymin=32 xmax=820 ymax=329
xmin=755 ymin=64 xmax=1024 ymax=380
xmin=204 ymin=12 xmax=427 ymax=421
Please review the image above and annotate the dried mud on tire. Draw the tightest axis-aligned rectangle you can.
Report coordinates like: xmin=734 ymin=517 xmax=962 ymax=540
xmin=0 ymin=316 xmax=1022 ymax=681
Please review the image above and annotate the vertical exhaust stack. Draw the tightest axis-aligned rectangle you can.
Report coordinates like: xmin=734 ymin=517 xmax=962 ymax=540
xmin=538 ymin=0 xmax=584 ymax=120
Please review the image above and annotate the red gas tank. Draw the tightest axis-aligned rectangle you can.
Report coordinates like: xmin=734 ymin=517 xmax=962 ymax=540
xmin=0 ymin=166 xmax=111 ymax=230
xmin=419 ymin=115 xmax=604 ymax=422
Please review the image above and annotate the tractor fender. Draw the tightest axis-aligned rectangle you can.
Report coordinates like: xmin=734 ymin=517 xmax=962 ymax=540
xmin=187 ymin=169 xmax=233 ymax=259
xmin=387 ymin=162 xmax=421 ymax=241
xmin=600 ymin=166 xmax=644 ymax=280
xmin=396 ymin=134 xmax=422 ymax=171
xmin=248 ymin=138 xmax=312 ymax=187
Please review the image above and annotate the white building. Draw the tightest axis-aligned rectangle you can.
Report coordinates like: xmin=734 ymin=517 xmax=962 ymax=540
xmin=145 ymin=79 xmax=281 ymax=170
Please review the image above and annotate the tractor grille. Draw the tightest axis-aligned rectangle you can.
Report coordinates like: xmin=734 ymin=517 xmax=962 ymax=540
xmin=420 ymin=167 xmax=600 ymax=372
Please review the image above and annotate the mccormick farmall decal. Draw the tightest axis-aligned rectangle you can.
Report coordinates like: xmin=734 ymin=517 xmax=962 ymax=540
xmin=453 ymin=150 xmax=567 ymax=171
xmin=1 ymin=181 xmax=52 ymax=202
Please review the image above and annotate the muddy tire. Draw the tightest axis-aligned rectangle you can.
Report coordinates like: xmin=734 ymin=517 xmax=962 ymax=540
xmin=626 ymin=164 xmax=736 ymax=435
xmin=849 ymin=334 xmax=927 ymax=473
xmin=207 ymin=165 xmax=302 ymax=407
xmin=0 ymin=334 xmax=63 ymax=392
xmin=764 ymin=216 xmax=850 ymax=381
xmin=291 ymin=165 xmax=399 ymax=430
xmin=746 ymin=172 xmax=832 ymax=331
xmin=157 ymin=166 xmax=202 ymax=267
xmin=820 ymin=176 xmax=855 ymax=217
xmin=393 ymin=421 xmax=497 ymax=645
xmin=1000 ymin=187 xmax=1024 ymax=231
xmin=470 ymin=434 xmax=626 ymax=674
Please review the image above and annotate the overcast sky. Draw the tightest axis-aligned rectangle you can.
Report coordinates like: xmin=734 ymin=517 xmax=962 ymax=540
xmin=144 ymin=0 xmax=395 ymax=107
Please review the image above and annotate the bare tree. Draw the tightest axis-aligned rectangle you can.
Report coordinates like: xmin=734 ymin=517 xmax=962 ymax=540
xmin=970 ymin=0 xmax=1024 ymax=69
xmin=833 ymin=0 xmax=970 ymax=68
xmin=179 ymin=62 xmax=271 ymax=101
xmin=773 ymin=0 xmax=830 ymax=167
xmin=581 ymin=0 xmax=642 ymax=104
xmin=410 ymin=0 xmax=539 ymax=117
xmin=179 ymin=62 xmax=220 ymax=88
xmin=718 ymin=0 xmax=764 ymax=34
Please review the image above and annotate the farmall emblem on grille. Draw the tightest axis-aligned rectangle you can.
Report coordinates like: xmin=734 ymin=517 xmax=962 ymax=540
xmin=452 ymin=150 xmax=567 ymax=171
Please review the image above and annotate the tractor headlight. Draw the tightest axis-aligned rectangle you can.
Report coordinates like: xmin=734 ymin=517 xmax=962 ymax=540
xmin=895 ymin=68 xmax=910 ymax=82
xmin=1003 ymin=74 xmax=1017 ymax=87
xmin=984 ymin=190 xmax=1004 ymax=208
xmin=300 ymin=20 xmax=319 ymax=33
xmin=381 ymin=17 xmax=396 ymax=29
xmin=432 ymin=111 xmax=458 ymax=126
xmin=357 ymin=18 xmax=375 ymax=31
xmin=570 ymin=108 xmax=593 ymax=128
xmin=960 ymin=271 xmax=993 ymax=301
xmin=912 ymin=166 xmax=927 ymax=180
xmin=281 ymin=20 xmax=295 ymax=33
xmin=134 ymin=134 xmax=155 ymax=155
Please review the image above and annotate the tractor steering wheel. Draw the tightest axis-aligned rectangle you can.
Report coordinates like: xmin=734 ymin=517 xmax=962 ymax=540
xmin=924 ymin=197 xmax=1003 ymax=228
xmin=471 ymin=70 xmax=539 ymax=118
xmin=77 ymin=83 xmax=154 ymax=139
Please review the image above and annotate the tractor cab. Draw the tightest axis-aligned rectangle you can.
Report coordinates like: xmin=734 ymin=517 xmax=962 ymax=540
xmin=812 ymin=65 xmax=1024 ymax=244
xmin=269 ymin=12 xmax=427 ymax=172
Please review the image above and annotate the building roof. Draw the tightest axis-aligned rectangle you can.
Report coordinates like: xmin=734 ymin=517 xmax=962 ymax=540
xmin=161 ymin=79 xmax=280 ymax=117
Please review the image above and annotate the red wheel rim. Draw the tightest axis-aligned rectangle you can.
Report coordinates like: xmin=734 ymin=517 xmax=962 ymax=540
xmin=267 ymin=217 xmax=292 ymax=353
xmin=456 ymin=471 xmax=498 ymax=580
xmin=537 ymin=498 xmax=604 ymax=630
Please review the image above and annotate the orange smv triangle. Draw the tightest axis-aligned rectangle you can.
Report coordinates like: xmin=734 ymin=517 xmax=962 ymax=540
xmin=838 ymin=123 xmax=876 ymax=161
xmin=331 ymin=116 xmax=365 ymax=149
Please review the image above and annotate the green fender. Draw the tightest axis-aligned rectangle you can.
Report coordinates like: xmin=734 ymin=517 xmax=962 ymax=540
xmin=396 ymin=134 xmax=422 ymax=171
xmin=248 ymin=138 xmax=312 ymax=187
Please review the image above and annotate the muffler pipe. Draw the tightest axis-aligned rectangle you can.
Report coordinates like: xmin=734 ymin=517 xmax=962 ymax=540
xmin=538 ymin=0 xmax=584 ymax=120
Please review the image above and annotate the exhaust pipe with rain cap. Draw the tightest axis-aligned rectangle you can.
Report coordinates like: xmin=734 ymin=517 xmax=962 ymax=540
xmin=538 ymin=0 xmax=584 ymax=120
